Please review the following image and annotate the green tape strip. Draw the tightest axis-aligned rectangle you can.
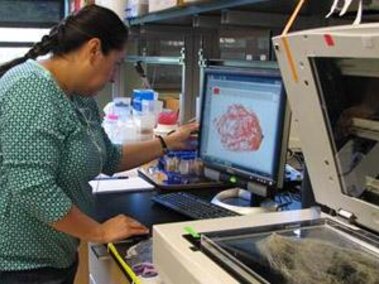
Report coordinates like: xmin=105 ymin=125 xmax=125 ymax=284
xmin=184 ymin=226 xmax=200 ymax=239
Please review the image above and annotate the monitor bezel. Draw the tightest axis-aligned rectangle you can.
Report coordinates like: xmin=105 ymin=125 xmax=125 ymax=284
xmin=198 ymin=65 xmax=290 ymax=189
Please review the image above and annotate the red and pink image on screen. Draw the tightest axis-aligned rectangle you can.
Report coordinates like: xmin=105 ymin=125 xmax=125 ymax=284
xmin=213 ymin=104 xmax=264 ymax=152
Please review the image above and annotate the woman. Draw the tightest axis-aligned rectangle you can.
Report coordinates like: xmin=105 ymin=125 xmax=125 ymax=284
xmin=0 ymin=5 xmax=197 ymax=283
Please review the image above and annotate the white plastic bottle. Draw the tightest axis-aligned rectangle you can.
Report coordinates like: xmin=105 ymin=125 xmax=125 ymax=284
xmin=102 ymin=113 xmax=119 ymax=143
xmin=118 ymin=117 xmax=138 ymax=144
xmin=114 ymin=97 xmax=131 ymax=121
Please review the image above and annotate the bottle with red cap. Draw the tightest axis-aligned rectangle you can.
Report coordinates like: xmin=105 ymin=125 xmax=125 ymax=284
xmin=154 ymin=110 xmax=179 ymax=137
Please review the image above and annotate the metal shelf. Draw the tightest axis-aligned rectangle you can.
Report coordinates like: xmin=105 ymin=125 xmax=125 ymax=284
xmin=125 ymin=0 xmax=330 ymax=123
xmin=205 ymin=59 xmax=278 ymax=69
xmin=127 ymin=0 xmax=327 ymax=26
xmin=129 ymin=0 xmax=266 ymax=25
xmin=125 ymin=56 xmax=182 ymax=66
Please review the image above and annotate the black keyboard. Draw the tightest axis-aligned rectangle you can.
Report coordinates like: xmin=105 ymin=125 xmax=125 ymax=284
xmin=152 ymin=192 xmax=240 ymax=220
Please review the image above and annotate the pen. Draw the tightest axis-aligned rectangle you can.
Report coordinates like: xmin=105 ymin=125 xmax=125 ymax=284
xmin=94 ymin=176 xmax=129 ymax=180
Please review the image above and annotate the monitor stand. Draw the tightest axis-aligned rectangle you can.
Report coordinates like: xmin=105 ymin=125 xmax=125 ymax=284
xmin=211 ymin=188 xmax=276 ymax=215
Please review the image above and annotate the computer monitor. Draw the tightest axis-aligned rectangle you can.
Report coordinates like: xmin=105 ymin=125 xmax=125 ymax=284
xmin=199 ymin=66 xmax=290 ymax=198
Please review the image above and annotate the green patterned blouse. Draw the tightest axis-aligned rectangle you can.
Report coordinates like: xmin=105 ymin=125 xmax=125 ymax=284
xmin=0 ymin=60 xmax=122 ymax=270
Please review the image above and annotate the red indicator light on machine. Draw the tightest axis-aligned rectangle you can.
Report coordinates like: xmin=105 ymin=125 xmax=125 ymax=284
xmin=324 ymin=34 xmax=335 ymax=47
xmin=213 ymin=87 xmax=220 ymax=95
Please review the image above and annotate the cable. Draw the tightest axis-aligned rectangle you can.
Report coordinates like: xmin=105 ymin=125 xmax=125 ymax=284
xmin=287 ymin=150 xmax=305 ymax=171
xmin=275 ymin=190 xmax=302 ymax=211
xmin=71 ymin=99 xmax=105 ymax=194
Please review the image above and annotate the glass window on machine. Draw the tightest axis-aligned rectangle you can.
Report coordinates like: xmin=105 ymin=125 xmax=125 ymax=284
xmin=312 ymin=57 xmax=379 ymax=207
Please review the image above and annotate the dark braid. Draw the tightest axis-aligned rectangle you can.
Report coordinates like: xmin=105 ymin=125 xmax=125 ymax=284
xmin=0 ymin=5 xmax=128 ymax=79
xmin=0 ymin=31 xmax=58 ymax=78
xmin=0 ymin=57 xmax=26 ymax=78
xmin=26 ymin=35 xmax=58 ymax=59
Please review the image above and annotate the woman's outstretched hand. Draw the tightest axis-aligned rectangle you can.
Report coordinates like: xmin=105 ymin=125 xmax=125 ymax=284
xmin=164 ymin=122 xmax=199 ymax=151
xmin=99 ymin=215 xmax=149 ymax=243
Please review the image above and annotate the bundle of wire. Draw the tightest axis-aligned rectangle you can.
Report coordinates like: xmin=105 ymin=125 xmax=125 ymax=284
xmin=256 ymin=233 xmax=379 ymax=284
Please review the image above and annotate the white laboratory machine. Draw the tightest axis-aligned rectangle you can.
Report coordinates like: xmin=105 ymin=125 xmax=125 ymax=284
xmin=152 ymin=23 xmax=379 ymax=284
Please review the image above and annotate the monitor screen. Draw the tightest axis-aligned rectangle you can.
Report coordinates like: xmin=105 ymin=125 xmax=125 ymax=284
xmin=199 ymin=67 xmax=288 ymax=187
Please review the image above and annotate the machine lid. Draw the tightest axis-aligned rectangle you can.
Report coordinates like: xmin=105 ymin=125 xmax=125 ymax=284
xmin=273 ymin=24 xmax=379 ymax=233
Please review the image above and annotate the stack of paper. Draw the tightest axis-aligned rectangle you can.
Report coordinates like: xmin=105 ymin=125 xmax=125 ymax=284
xmin=90 ymin=177 xmax=154 ymax=194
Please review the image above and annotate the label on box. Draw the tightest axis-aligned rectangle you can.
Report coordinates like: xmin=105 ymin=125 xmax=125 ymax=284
xmin=149 ymin=0 xmax=180 ymax=13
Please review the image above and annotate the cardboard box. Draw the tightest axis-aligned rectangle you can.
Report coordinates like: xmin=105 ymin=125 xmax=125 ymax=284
xmin=126 ymin=0 xmax=148 ymax=18
xmin=165 ymin=98 xmax=179 ymax=112
xmin=71 ymin=0 xmax=93 ymax=12
xmin=160 ymin=96 xmax=180 ymax=112
xmin=149 ymin=0 xmax=179 ymax=13
xmin=148 ymin=0 xmax=207 ymax=13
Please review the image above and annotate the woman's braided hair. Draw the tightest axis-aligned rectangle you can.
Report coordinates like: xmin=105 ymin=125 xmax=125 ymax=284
xmin=0 ymin=4 xmax=128 ymax=78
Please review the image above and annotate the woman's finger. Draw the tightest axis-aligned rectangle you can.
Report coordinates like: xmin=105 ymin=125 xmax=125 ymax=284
xmin=130 ymin=227 xmax=150 ymax=235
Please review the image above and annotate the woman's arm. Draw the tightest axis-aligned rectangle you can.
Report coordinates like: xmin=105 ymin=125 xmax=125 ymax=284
xmin=117 ymin=123 xmax=198 ymax=171
xmin=116 ymin=138 xmax=164 ymax=171
xmin=51 ymin=206 xmax=148 ymax=243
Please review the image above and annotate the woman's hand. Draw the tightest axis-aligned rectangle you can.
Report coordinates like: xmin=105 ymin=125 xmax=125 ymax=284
xmin=98 ymin=215 xmax=149 ymax=243
xmin=164 ymin=122 xmax=199 ymax=151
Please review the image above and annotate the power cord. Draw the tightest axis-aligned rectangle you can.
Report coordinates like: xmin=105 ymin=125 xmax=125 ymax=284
xmin=287 ymin=149 xmax=305 ymax=171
